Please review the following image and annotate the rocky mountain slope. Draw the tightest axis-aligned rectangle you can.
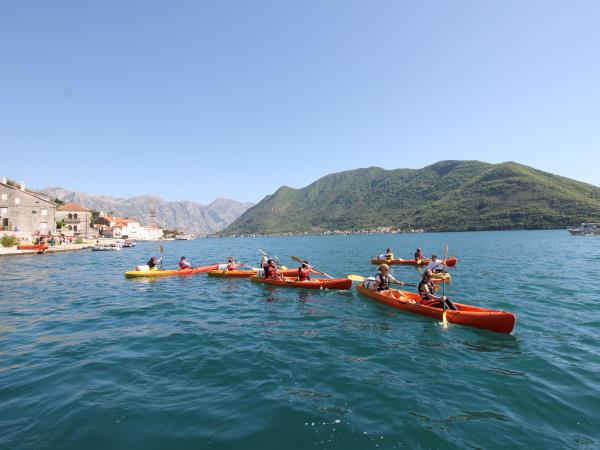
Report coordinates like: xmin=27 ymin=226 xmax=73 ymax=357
xmin=41 ymin=187 xmax=253 ymax=234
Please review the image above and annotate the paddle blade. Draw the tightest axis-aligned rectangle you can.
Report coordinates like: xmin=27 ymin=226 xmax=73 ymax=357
xmin=347 ymin=274 xmax=366 ymax=282
xmin=442 ymin=310 xmax=449 ymax=328
xmin=159 ymin=244 xmax=164 ymax=254
xmin=291 ymin=255 xmax=304 ymax=264
xmin=258 ymin=249 xmax=267 ymax=256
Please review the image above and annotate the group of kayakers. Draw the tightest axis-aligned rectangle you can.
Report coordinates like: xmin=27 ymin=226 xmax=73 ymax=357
xmin=143 ymin=246 xmax=454 ymax=308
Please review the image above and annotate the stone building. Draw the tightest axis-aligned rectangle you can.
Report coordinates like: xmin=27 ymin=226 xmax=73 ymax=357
xmin=56 ymin=203 xmax=93 ymax=237
xmin=0 ymin=178 xmax=56 ymax=234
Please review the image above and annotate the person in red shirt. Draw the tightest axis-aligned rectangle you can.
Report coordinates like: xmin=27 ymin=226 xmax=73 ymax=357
xmin=264 ymin=259 xmax=283 ymax=280
xmin=297 ymin=261 xmax=319 ymax=281
xmin=179 ymin=256 xmax=192 ymax=270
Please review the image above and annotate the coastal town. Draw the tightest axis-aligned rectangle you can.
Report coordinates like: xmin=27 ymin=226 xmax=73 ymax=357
xmin=0 ymin=177 xmax=164 ymax=256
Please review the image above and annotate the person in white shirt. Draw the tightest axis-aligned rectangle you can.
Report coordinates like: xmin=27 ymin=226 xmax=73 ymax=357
xmin=426 ymin=255 xmax=445 ymax=273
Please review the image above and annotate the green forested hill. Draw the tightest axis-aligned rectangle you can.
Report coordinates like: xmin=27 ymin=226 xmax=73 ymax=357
xmin=222 ymin=161 xmax=600 ymax=234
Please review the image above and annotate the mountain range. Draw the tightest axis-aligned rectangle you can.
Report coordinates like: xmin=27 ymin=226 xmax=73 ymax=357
xmin=40 ymin=187 xmax=254 ymax=234
xmin=222 ymin=160 xmax=600 ymax=234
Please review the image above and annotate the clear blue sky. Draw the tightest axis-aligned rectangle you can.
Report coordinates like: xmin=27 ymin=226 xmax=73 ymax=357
xmin=1 ymin=1 xmax=599 ymax=204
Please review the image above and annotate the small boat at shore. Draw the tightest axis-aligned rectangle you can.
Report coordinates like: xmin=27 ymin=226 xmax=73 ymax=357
xmin=17 ymin=244 xmax=48 ymax=251
xmin=125 ymin=264 xmax=220 ymax=278
xmin=567 ymin=223 xmax=600 ymax=236
xmin=251 ymin=275 xmax=353 ymax=290
xmin=92 ymin=245 xmax=121 ymax=251
xmin=356 ymin=285 xmax=515 ymax=333
xmin=371 ymin=257 xmax=458 ymax=267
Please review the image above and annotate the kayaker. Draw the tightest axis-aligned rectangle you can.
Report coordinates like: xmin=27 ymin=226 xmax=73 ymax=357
xmin=297 ymin=261 xmax=318 ymax=281
xmin=384 ymin=248 xmax=394 ymax=262
xmin=260 ymin=255 xmax=268 ymax=270
xmin=418 ymin=270 xmax=457 ymax=310
xmin=265 ymin=259 xmax=283 ymax=280
xmin=414 ymin=248 xmax=424 ymax=261
xmin=179 ymin=256 xmax=192 ymax=270
xmin=147 ymin=256 xmax=161 ymax=270
xmin=375 ymin=264 xmax=405 ymax=291
xmin=227 ymin=257 xmax=240 ymax=271
xmin=426 ymin=255 xmax=445 ymax=273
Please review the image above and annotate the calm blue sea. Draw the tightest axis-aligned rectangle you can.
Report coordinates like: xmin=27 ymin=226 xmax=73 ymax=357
xmin=1 ymin=230 xmax=598 ymax=449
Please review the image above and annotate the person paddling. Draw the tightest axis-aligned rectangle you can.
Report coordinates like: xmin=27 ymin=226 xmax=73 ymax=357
xmin=179 ymin=256 xmax=192 ymax=270
xmin=147 ymin=256 xmax=161 ymax=271
xmin=426 ymin=254 xmax=445 ymax=273
xmin=374 ymin=264 xmax=406 ymax=291
xmin=414 ymin=248 xmax=424 ymax=261
xmin=384 ymin=248 xmax=394 ymax=262
xmin=264 ymin=259 xmax=283 ymax=280
xmin=418 ymin=270 xmax=457 ymax=310
xmin=227 ymin=257 xmax=240 ymax=271
xmin=297 ymin=261 xmax=319 ymax=281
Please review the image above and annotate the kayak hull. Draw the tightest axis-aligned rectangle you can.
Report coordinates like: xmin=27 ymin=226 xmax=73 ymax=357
xmin=18 ymin=244 xmax=48 ymax=250
xmin=250 ymin=275 xmax=352 ymax=290
xmin=125 ymin=264 xmax=220 ymax=278
xmin=208 ymin=268 xmax=298 ymax=277
xmin=371 ymin=257 xmax=457 ymax=267
xmin=356 ymin=285 xmax=515 ymax=334
xmin=431 ymin=272 xmax=452 ymax=284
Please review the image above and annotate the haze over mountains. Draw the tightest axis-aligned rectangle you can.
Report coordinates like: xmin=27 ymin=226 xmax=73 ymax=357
xmin=223 ymin=160 xmax=600 ymax=235
xmin=41 ymin=187 xmax=254 ymax=234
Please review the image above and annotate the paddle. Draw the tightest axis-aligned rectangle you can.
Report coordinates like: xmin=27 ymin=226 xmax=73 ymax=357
xmin=441 ymin=244 xmax=448 ymax=327
xmin=291 ymin=255 xmax=334 ymax=279
xmin=347 ymin=274 xmax=418 ymax=287
xmin=159 ymin=244 xmax=164 ymax=269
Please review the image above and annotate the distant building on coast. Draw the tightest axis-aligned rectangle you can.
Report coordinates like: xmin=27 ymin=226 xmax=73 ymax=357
xmin=93 ymin=213 xmax=163 ymax=240
xmin=0 ymin=178 xmax=56 ymax=234
xmin=55 ymin=203 xmax=93 ymax=237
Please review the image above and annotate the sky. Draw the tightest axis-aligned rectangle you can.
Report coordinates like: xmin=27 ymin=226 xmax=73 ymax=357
xmin=1 ymin=0 xmax=599 ymax=204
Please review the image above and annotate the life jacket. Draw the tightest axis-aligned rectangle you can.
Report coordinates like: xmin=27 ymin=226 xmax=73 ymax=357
xmin=265 ymin=266 xmax=277 ymax=279
xmin=418 ymin=280 xmax=435 ymax=299
xmin=385 ymin=253 xmax=394 ymax=261
xmin=227 ymin=262 xmax=237 ymax=271
xmin=179 ymin=260 xmax=191 ymax=270
xmin=375 ymin=274 xmax=390 ymax=291
xmin=298 ymin=267 xmax=310 ymax=281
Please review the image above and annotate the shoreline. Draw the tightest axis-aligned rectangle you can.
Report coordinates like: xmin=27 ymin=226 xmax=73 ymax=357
xmin=0 ymin=244 xmax=93 ymax=257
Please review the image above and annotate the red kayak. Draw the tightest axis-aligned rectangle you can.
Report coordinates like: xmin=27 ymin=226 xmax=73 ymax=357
xmin=371 ymin=257 xmax=457 ymax=267
xmin=250 ymin=275 xmax=352 ymax=290
xmin=356 ymin=285 xmax=515 ymax=333
xmin=208 ymin=268 xmax=299 ymax=278
xmin=18 ymin=244 xmax=48 ymax=251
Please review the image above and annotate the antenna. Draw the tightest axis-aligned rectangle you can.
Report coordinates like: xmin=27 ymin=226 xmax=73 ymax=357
xmin=149 ymin=208 xmax=157 ymax=227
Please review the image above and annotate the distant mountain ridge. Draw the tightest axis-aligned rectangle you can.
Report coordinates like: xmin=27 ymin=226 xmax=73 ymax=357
xmin=40 ymin=187 xmax=254 ymax=234
xmin=222 ymin=160 xmax=600 ymax=234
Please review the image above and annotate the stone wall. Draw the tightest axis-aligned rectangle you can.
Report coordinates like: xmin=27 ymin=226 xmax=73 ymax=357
xmin=0 ymin=184 xmax=56 ymax=233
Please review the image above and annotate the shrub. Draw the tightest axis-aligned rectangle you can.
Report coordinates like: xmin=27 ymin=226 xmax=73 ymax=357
xmin=1 ymin=234 xmax=19 ymax=247
xmin=75 ymin=237 xmax=83 ymax=244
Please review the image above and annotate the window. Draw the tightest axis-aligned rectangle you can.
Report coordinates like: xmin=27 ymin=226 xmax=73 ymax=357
xmin=68 ymin=213 xmax=73 ymax=219
xmin=68 ymin=225 xmax=72 ymax=230
xmin=15 ymin=197 xmax=20 ymax=205
xmin=1 ymin=194 xmax=6 ymax=201
xmin=74 ymin=213 xmax=78 ymax=219
xmin=0 ymin=207 xmax=7 ymax=215
xmin=40 ymin=222 xmax=48 ymax=230
xmin=73 ymin=225 xmax=78 ymax=231
xmin=41 ymin=209 xmax=47 ymax=216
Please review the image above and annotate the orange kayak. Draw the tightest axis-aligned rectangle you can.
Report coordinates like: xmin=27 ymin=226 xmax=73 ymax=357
xmin=208 ymin=268 xmax=298 ymax=278
xmin=356 ymin=285 xmax=515 ymax=333
xmin=250 ymin=275 xmax=352 ymax=290
xmin=371 ymin=257 xmax=457 ymax=267
xmin=18 ymin=244 xmax=48 ymax=250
